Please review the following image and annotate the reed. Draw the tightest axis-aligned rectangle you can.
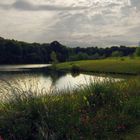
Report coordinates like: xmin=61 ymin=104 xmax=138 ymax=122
xmin=0 ymin=78 xmax=140 ymax=140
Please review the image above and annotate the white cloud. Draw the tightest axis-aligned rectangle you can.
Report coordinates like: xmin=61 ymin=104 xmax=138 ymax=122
xmin=0 ymin=0 xmax=139 ymax=47
xmin=0 ymin=0 xmax=89 ymax=11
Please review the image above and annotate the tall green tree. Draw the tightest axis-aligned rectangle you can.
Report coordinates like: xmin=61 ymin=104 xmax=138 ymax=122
xmin=51 ymin=51 xmax=58 ymax=68
xmin=135 ymin=47 xmax=140 ymax=57
xmin=111 ymin=51 xmax=123 ymax=57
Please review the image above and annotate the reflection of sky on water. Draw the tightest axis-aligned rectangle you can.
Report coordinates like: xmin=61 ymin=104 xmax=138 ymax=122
xmin=55 ymin=74 xmax=110 ymax=90
xmin=0 ymin=64 xmax=50 ymax=71
xmin=0 ymin=71 xmax=121 ymax=101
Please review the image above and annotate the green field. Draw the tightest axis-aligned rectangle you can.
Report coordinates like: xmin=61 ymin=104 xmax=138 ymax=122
xmin=56 ymin=57 xmax=140 ymax=75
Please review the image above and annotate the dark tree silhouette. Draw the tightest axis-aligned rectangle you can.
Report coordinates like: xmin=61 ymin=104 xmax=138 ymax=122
xmin=0 ymin=37 xmax=136 ymax=64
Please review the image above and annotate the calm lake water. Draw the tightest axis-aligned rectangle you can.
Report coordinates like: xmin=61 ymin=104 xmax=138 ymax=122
xmin=0 ymin=64 xmax=50 ymax=71
xmin=0 ymin=64 xmax=122 ymax=100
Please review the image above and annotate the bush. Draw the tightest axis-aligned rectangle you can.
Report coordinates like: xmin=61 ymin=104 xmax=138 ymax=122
xmin=111 ymin=51 xmax=123 ymax=57
xmin=71 ymin=65 xmax=80 ymax=73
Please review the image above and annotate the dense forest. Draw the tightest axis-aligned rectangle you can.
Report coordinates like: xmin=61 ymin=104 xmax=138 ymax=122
xmin=0 ymin=37 xmax=136 ymax=64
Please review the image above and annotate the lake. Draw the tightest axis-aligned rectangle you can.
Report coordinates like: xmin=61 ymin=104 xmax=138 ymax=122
xmin=0 ymin=64 xmax=122 ymax=100
xmin=0 ymin=64 xmax=51 ymax=71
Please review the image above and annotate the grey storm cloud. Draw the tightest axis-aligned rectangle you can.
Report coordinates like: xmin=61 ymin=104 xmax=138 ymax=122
xmin=130 ymin=0 xmax=140 ymax=9
xmin=0 ymin=0 xmax=89 ymax=11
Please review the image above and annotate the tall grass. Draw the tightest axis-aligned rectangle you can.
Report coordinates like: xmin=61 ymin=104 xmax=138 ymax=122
xmin=0 ymin=78 xmax=140 ymax=140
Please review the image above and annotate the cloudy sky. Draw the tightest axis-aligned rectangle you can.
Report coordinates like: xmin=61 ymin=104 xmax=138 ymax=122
xmin=0 ymin=0 xmax=140 ymax=47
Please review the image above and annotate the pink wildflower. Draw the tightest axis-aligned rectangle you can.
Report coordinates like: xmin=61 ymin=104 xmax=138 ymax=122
xmin=0 ymin=136 xmax=4 ymax=140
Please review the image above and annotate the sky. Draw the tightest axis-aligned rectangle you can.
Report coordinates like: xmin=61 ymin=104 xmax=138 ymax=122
xmin=0 ymin=0 xmax=140 ymax=47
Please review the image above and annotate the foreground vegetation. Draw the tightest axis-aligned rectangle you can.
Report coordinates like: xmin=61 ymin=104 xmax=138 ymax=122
xmin=56 ymin=57 xmax=140 ymax=75
xmin=0 ymin=78 xmax=140 ymax=140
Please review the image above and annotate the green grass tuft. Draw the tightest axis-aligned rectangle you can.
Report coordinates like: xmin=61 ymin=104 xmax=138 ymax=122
xmin=0 ymin=78 xmax=140 ymax=140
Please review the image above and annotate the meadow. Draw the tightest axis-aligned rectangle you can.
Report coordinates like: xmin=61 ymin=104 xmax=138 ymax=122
xmin=56 ymin=57 xmax=140 ymax=75
xmin=0 ymin=77 xmax=140 ymax=140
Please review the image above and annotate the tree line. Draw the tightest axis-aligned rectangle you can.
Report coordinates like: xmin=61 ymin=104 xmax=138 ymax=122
xmin=0 ymin=37 xmax=137 ymax=64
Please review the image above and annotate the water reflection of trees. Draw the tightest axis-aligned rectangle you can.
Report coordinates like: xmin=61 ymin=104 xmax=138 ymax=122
xmin=41 ymin=70 xmax=66 ymax=85
xmin=0 ymin=70 xmax=81 ymax=84
xmin=42 ymin=70 xmax=81 ymax=87
xmin=71 ymin=71 xmax=80 ymax=78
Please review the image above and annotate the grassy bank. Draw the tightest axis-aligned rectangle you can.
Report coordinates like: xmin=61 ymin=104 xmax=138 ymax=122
xmin=0 ymin=78 xmax=140 ymax=140
xmin=56 ymin=57 xmax=140 ymax=75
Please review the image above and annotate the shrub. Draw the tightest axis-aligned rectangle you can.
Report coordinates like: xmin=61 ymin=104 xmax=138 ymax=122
xmin=71 ymin=65 xmax=80 ymax=73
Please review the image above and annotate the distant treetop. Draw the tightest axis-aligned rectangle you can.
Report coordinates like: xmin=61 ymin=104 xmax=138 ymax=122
xmin=0 ymin=37 xmax=4 ymax=40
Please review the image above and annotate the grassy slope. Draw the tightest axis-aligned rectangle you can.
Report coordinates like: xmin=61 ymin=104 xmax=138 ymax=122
xmin=0 ymin=78 xmax=140 ymax=140
xmin=56 ymin=57 xmax=140 ymax=74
